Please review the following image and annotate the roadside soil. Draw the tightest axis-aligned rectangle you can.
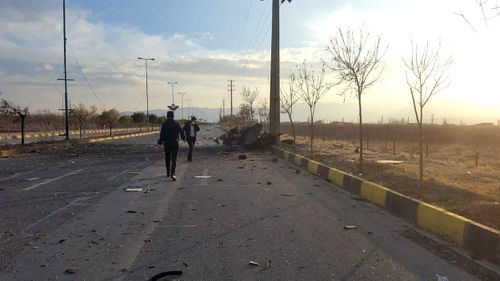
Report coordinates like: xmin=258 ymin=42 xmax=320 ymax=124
xmin=279 ymin=135 xmax=500 ymax=230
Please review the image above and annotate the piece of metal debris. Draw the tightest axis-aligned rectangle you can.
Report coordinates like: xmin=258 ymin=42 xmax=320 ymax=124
xmin=344 ymin=225 xmax=357 ymax=230
xmin=64 ymin=268 xmax=78 ymax=274
xmin=125 ymin=188 xmax=144 ymax=192
xmin=194 ymin=175 xmax=212 ymax=179
xmin=148 ymin=271 xmax=183 ymax=281
xmin=238 ymin=154 xmax=247 ymax=160
xmin=248 ymin=261 xmax=260 ymax=266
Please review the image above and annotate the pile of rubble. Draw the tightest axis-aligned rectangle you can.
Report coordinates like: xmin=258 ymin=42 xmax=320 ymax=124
xmin=220 ymin=123 xmax=280 ymax=148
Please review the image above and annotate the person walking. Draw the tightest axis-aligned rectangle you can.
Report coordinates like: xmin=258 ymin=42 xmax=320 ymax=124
xmin=158 ymin=111 xmax=185 ymax=181
xmin=183 ymin=116 xmax=200 ymax=162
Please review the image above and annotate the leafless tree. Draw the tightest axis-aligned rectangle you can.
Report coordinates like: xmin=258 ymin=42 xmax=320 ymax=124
xmin=456 ymin=0 xmax=500 ymax=31
xmin=296 ymin=61 xmax=332 ymax=157
xmin=280 ymin=74 xmax=300 ymax=143
xmin=0 ymin=99 xmax=29 ymax=145
xmin=324 ymin=27 xmax=386 ymax=173
xmin=403 ymin=41 xmax=453 ymax=189
xmin=241 ymin=87 xmax=258 ymax=120
xmin=256 ymin=98 xmax=269 ymax=126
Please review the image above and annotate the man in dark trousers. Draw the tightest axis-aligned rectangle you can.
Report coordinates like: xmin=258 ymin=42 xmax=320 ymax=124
xmin=183 ymin=116 xmax=200 ymax=162
xmin=158 ymin=111 xmax=185 ymax=181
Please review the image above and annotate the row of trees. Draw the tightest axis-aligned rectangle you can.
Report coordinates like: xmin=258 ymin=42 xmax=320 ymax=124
xmin=0 ymin=100 xmax=166 ymax=142
xmin=277 ymin=27 xmax=451 ymax=190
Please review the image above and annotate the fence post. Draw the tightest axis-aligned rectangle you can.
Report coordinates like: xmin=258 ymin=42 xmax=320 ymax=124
xmin=393 ymin=140 xmax=396 ymax=155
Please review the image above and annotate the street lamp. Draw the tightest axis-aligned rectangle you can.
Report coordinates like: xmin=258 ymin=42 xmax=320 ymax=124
xmin=137 ymin=57 xmax=155 ymax=130
xmin=167 ymin=81 xmax=178 ymax=109
xmin=178 ymin=92 xmax=187 ymax=120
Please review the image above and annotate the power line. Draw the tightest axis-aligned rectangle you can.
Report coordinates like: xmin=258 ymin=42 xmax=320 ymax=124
xmin=237 ymin=0 xmax=254 ymax=50
xmin=67 ymin=45 xmax=106 ymax=107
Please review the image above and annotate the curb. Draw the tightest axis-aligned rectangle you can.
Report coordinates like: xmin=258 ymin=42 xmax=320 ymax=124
xmin=273 ymin=146 xmax=500 ymax=265
xmin=0 ymin=131 xmax=159 ymax=158
xmin=86 ymin=131 xmax=158 ymax=143
xmin=0 ymin=128 xmax=142 ymax=141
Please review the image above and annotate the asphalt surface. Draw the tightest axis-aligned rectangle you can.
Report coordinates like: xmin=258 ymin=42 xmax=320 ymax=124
xmin=0 ymin=124 xmax=492 ymax=280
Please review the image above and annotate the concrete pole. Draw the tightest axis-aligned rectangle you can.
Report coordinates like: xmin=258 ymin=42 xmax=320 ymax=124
xmin=269 ymin=0 xmax=280 ymax=141
xmin=63 ymin=0 xmax=69 ymax=140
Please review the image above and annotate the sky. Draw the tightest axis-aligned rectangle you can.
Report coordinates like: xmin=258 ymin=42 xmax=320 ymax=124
xmin=0 ymin=0 xmax=499 ymax=123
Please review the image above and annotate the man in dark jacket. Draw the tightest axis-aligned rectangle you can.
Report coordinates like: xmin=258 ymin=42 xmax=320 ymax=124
xmin=158 ymin=111 xmax=185 ymax=180
xmin=183 ymin=116 xmax=200 ymax=162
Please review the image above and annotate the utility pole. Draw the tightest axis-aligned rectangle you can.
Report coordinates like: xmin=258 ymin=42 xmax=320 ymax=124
xmin=178 ymin=92 xmax=187 ymax=120
xmin=269 ymin=0 xmax=291 ymax=142
xmin=62 ymin=0 xmax=70 ymax=140
xmin=137 ymin=57 xmax=155 ymax=130
xmin=227 ymin=79 xmax=234 ymax=116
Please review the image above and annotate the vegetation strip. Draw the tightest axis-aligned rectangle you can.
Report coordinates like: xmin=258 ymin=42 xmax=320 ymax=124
xmin=273 ymin=146 xmax=500 ymax=265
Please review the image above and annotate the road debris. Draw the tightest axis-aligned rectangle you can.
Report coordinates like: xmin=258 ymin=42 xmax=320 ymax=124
xmin=128 ymin=171 xmax=142 ymax=175
xmin=126 ymin=210 xmax=137 ymax=214
xmin=280 ymin=193 xmax=295 ymax=197
xmin=194 ymin=175 xmax=212 ymax=179
xmin=64 ymin=268 xmax=78 ymax=274
xmin=125 ymin=187 xmax=143 ymax=192
xmin=26 ymin=177 xmax=40 ymax=181
xmin=58 ymin=238 xmax=66 ymax=244
xmin=436 ymin=274 xmax=449 ymax=281
xmin=344 ymin=225 xmax=357 ymax=230
xmin=238 ymin=154 xmax=247 ymax=160
xmin=148 ymin=271 xmax=183 ymax=281
xmin=266 ymin=181 xmax=272 ymax=185
xmin=248 ymin=261 xmax=260 ymax=266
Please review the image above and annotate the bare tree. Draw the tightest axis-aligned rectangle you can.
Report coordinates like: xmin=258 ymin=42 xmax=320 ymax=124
xmin=403 ymin=41 xmax=453 ymax=189
xmin=296 ymin=61 xmax=332 ymax=157
xmin=325 ymin=27 xmax=386 ymax=173
xmin=0 ymin=99 xmax=29 ymax=145
xmin=256 ymin=98 xmax=269 ymax=126
xmin=456 ymin=0 xmax=500 ymax=31
xmin=280 ymin=74 xmax=300 ymax=143
xmin=241 ymin=87 xmax=258 ymax=120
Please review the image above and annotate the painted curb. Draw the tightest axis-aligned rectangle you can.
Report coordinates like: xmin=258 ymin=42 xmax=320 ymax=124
xmin=0 ymin=131 xmax=159 ymax=157
xmin=273 ymin=146 xmax=500 ymax=265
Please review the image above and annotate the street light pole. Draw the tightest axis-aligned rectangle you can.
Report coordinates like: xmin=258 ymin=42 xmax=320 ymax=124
xmin=167 ymin=82 xmax=178 ymax=105
xmin=178 ymin=92 xmax=187 ymax=120
xmin=137 ymin=57 xmax=155 ymax=130
xmin=62 ymin=0 xmax=70 ymax=140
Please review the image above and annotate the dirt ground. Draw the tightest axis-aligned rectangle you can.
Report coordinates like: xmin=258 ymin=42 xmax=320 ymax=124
xmin=279 ymin=135 xmax=500 ymax=230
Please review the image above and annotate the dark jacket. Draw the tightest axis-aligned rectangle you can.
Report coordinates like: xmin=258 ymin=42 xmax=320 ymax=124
xmin=158 ymin=118 xmax=185 ymax=144
xmin=183 ymin=121 xmax=200 ymax=139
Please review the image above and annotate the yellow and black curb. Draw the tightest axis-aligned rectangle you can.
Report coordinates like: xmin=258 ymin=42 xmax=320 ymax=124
xmin=0 ymin=131 xmax=159 ymax=158
xmin=273 ymin=146 xmax=500 ymax=265
xmin=86 ymin=131 xmax=159 ymax=143
xmin=0 ymin=128 xmax=142 ymax=141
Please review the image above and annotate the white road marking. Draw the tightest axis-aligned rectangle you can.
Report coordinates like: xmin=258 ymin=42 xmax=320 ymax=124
xmin=0 ymin=164 xmax=65 ymax=182
xmin=0 ymin=196 xmax=90 ymax=245
xmin=107 ymin=163 xmax=143 ymax=181
xmin=200 ymin=168 xmax=209 ymax=186
xmin=22 ymin=169 xmax=84 ymax=191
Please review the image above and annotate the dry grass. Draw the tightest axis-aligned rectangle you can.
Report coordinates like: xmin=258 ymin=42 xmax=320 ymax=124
xmin=280 ymin=134 xmax=500 ymax=229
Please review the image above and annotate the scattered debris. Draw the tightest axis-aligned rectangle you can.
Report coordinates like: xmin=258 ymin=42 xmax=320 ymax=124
xmin=332 ymin=143 xmax=344 ymax=149
xmin=182 ymin=262 xmax=189 ymax=267
xmin=144 ymin=239 xmax=152 ymax=243
xmin=351 ymin=196 xmax=369 ymax=202
xmin=217 ymin=178 xmax=223 ymax=182
xmin=148 ymin=266 xmax=155 ymax=269
xmin=220 ymin=123 xmax=280 ymax=148
xmin=266 ymin=181 xmax=272 ymax=185
xmin=436 ymin=274 xmax=449 ymax=281
xmin=64 ymin=268 xmax=78 ymax=274
xmin=280 ymin=193 xmax=295 ymax=197
xmin=248 ymin=261 xmax=260 ymax=266
xmin=376 ymin=160 xmax=405 ymax=164
xmin=58 ymin=238 xmax=66 ymax=244
xmin=344 ymin=225 xmax=357 ymax=230
xmin=238 ymin=154 xmax=247 ymax=160
xmin=125 ymin=188 xmax=144 ymax=192
xmin=238 ymin=166 xmax=245 ymax=169
xmin=148 ymin=271 xmax=183 ymax=281
xmin=126 ymin=210 xmax=137 ymax=214
xmin=194 ymin=175 xmax=212 ymax=179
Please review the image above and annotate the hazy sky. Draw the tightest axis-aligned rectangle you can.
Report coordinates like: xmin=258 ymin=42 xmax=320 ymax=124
xmin=0 ymin=0 xmax=499 ymax=123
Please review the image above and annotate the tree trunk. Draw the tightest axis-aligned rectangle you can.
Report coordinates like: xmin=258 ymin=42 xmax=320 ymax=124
xmin=79 ymin=122 xmax=83 ymax=139
xmin=310 ymin=111 xmax=314 ymax=158
xmin=288 ymin=113 xmax=296 ymax=143
xmin=419 ymin=106 xmax=424 ymax=189
xmin=21 ymin=116 xmax=25 ymax=145
xmin=139 ymin=123 xmax=142 ymax=133
xmin=109 ymin=126 xmax=112 ymax=136
xmin=358 ymin=93 xmax=363 ymax=174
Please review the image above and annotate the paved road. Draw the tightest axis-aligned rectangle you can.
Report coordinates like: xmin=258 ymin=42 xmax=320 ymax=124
xmin=0 ymin=124 xmax=491 ymax=280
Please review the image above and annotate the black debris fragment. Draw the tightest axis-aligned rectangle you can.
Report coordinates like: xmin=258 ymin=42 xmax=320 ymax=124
xmin=148 ymin=271 xmax=183 ymax=281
